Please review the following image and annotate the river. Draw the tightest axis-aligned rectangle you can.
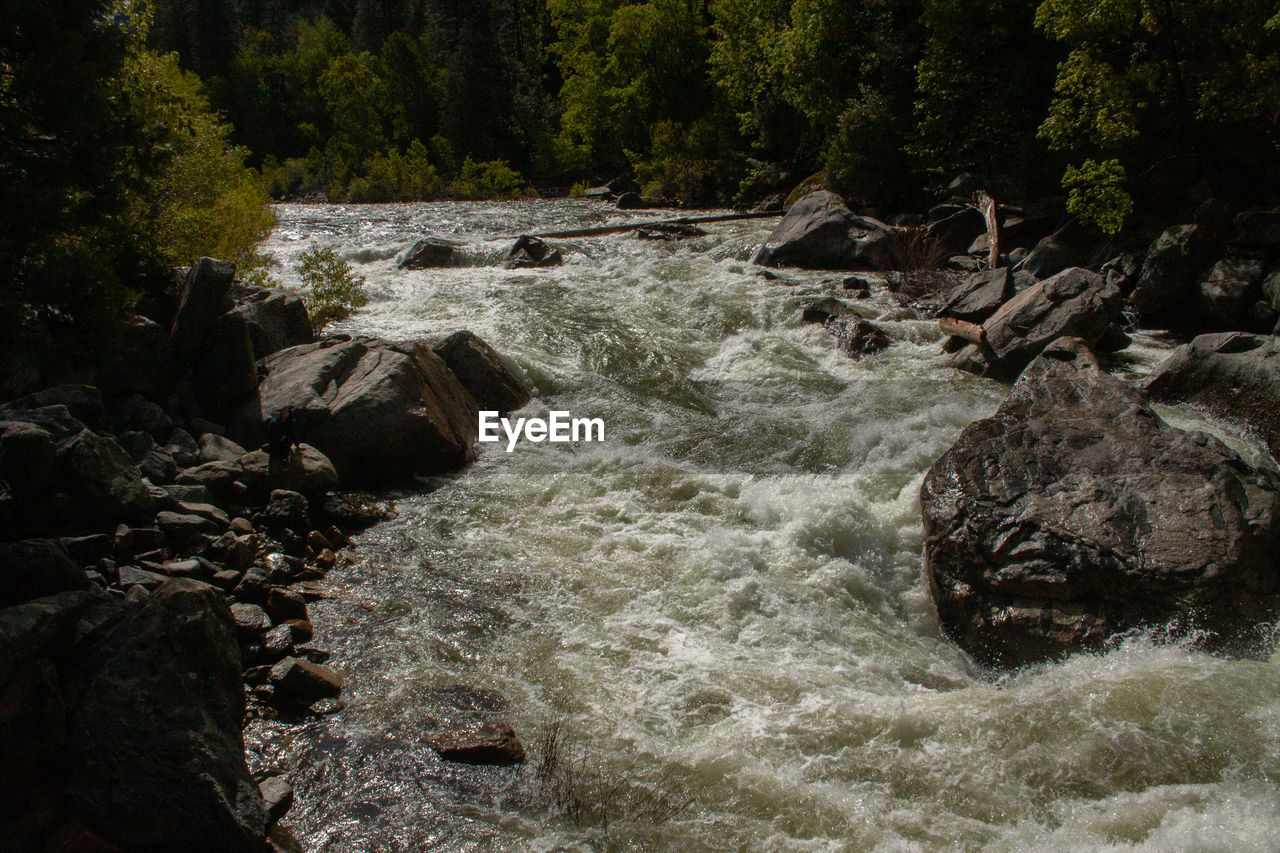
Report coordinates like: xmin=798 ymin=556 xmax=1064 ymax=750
xmin=245 ymin=200 xmax=1280 ymax=852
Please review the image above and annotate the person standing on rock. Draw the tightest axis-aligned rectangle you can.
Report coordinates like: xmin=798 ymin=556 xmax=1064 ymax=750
xmin=266 ymin=405 xmax=300 ymax=466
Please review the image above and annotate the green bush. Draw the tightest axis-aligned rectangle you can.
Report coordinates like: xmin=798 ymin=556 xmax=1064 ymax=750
xmin=349 ymin=140 xmax=444 ymax=202
xmin=297 ymin=245 xmax=369 ymax=330
xmin=449 ymin=158 xmax=529 ymax=200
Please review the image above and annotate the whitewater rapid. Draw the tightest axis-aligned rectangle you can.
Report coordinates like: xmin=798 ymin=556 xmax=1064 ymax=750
xmin=246 ymin=201 xmax=1280 ymax=852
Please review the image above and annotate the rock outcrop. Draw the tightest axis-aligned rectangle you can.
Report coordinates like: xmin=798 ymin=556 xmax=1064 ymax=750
xmin=751 ymin=190 xmax=900 ymax=270
xmin=1144 ymin=332 xmax=1280 ymax=460
xmin=922 ymin=337 xmax=1280 ymax=667
xmin=1128 ymin=224 xmax=1220 ymax=327
xmin=231 ymin=282 xmax=314 ymax=359
xmin=432 ymin=330 xmax=532 ymax=415
xmin=234 ymin=335 xmax=478 ymax=485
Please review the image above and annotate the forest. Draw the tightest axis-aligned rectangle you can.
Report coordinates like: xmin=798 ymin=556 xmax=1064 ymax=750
xmin=4 ymin=0 xmax=1280 ymax=353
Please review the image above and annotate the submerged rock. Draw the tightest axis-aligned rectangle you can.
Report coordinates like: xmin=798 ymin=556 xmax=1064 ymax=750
xmin=922 ymin=337 xmax=1280 ymax=668
xmin=751 ymin=190 xmax=899 ymax=270
xmin=399 ymin=238 xmax=463 ymax=269
xmin=428 ymin=721 xmax=526 ymax=766
xmin=825 ymin=317 xmax=890 ymax=357
xmin=503 ymin=235 xmax=562 ymax=269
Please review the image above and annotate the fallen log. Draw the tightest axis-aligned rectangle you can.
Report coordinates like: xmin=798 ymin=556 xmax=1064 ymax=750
xmin=939 ymin=316 xmax=986 ymax=344
xmin=532 ymin=210 xmax=780 ymax=239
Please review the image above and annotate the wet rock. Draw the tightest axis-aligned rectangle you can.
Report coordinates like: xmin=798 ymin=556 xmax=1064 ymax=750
xmin=0 ymin=540 xmax=90 ymax=608
xmin=283 ymin=619 xmax=315 ymax=643
xmin=615 ymin=191 xmax=649 ymax=210
xmin=502 ymin=235 xmax=563 ymax=269
xmin=262 ymin=623 xmax=295 ymax=659
xmin=265 ymin=587 xmax=308 ymax=624
xmin=1195 ymin=258 xmax=1269 ymax=330
xmin=432 ymin=330 xmax=532 ymax=416
xmin=63 ymin=579 xmax=266 ymax=850
xmin=428 ymin=721 xmax=526 ymax=766
xmin=258 ymin=775 xmax=294 ymax=827
xmin=841 ymin=275 xmax=874 ymax=297
xmin=399 ymin=238 xmax=463 ymax=270
xmin=1144 ymin=332 xmax=1280 ymax=460
xmin=231 ymin=282 xmax=314 ymax=359
xmin=260 ymin=489 xmax=310 ymax=533
xmin=238 ymin=445 xmax=340 ymax=500
xmin=233 ymin=336 xmax=477 ymax=485
xmin=268 ymin=656 xmax=343 ymax=708
xmin=975 ymin=267 xmax=1122 ymax=380
xmin=797 ymin=297 xmax=850 ymax=324
xmin=1129 ymin=224 xmax=1220 ymax=327
xmin=751 ymin=191 xmax=899 ymax=271
xmin=231 ymin=602 xmax=272 ymax=641
xmin=824 ymin=317 xmax=890 ymax=357
xmin=922 ymin=337 xmax=1280 ymax=668
xmin=319 ymin=493 xmax=394 ymax=530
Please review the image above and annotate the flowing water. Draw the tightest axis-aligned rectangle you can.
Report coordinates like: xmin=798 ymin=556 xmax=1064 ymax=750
xmin=246 ymin=201 xmax=1280 ymax=852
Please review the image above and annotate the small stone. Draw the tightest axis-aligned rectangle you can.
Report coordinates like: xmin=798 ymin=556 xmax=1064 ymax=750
xmin=258 ymin=776 xmax=294 ymax=826
xmin=230 ymin=602 xmax=272 ymax=640
xmin=315 ymin=549 xmax=336 ymax=570
xmin=283 ymin=619 xmax=314 ymax=643
xmin=229 ymin=517 xmax=255 ymax=535
xmin=268 ymin=656 xmax=343 ymax=707
xmin=306 ymin=530 xmax=332 ymax=554
xmin=265 ymin=588 xmax=308 ymax=623
xmin=212 ymin=570 xmax=241 ymax=592
xmin=262 ymin=624 xmax=295 ymax=659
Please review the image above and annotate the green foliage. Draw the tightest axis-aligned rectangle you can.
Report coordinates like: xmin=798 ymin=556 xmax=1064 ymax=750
xmin=297 ymin=245 xmax=369 ymax=330
xmin=349 ymin=141 xmax=443 ymax=202
xmin=450 ymin=159 xmax=530 ymax=200
xmin=1063 ymin=159 xmax=1132 ymax=234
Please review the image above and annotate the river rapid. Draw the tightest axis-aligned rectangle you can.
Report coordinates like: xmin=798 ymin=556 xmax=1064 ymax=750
xmin=246 ymin=200 xmax=1280 ymax=852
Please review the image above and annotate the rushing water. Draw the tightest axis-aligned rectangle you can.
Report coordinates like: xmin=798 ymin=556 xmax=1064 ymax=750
xmin=246 ymin=201 xmax=1280 ymax=852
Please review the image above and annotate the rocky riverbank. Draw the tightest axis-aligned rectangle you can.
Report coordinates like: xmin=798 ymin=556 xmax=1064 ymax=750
xmin=0 ymin=258 xmax=530 ymax=850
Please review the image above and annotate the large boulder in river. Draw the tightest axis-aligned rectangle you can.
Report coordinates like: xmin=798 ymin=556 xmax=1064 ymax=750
xmin=939 ymin=267 xmax=1016 ymax=324
xmin=399 ymin=238 xmax=463 ymax=269
xmin=503 ymin=235 xmax=563 ymax=269
xmin=1144 ymin=332 xmax=1280 ymax=460
xmin=922 ymin=337 xmax=1280 ymax=668
xmin=1129 ymin=224 xmax=1220 ymax=326
xmin=751 ymin=190 xmax=900 ymax=270
xmin=62 ymin=579 xmax=267 ymax=850
xmin=233 ymin=335 xmax=477 ymax=485
xmin=955 ymin=267 xmax=1122 ymax=380
xmin=432 ymin=330 xmax=531 ymax=415
xmin=231 ymin=281 xmax=314 ymax=359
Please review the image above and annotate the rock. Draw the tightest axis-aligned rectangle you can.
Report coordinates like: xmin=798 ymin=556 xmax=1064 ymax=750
xmin=1262 ymin=270 xmax=1280 ymax=313
xmin=824 ymin=317 xmax=890 ymax=357
xmin=1129 ymin=224 xmax=1220 ymax=326
xmin=95 ymin=315 xmax=173 ymax=397
xmin=267 ymin=656 xmax=343 ymax=708
xmin=58 ymin=535 xmax=114 ymax=567
xmin=238 ymin=445 xmax=340 ymax=499
xmin=398 ymin=238 xmax=463 ymax=269
xmin=939 ymin=268 xmax=1014 ymax=324
xmin=796 ymin=297 xmax=850 ymax=324
xmin=234 ymin=336 xmax=477 ymax=485
xmin=162 ymin=483 xmax=216 ymax=505
xmin=259 ymin=489 xmax=310 ymax=533
xmin=319 ymin=493 xmax=394 ymax=529
xmin=751 ymin=191 xmax=900 ymax=271
xmin=1195 ymin=258 xmax=1268 ymax=330
xmin=0 ymin=419 xmax=56 ymax=511
xmin=2 ymin=385 xmax=106 ymax=431
xmin=119 ymin=565 xmax=169 ymax=591
xmin=176 ymin=460 xmax=245 ymax=503
xmin=0 ymin=540 xmax=90 ymax=607
xmin=925 ymin=206 xmax=987 ymax=259
xmin=155 ymin=510 xmax=217 ymax=547
xmin=432 ymin=330 xmax=532 ymax=416
xmin=258 ymin=775 xmax=294 ymax=826
xmin=261 ymin=623 xmax=295 ymax=659
xmin=193 ymin=310 xmax=259 ymax=418
xmin=921 ymin=337 xmax=1280 ymax=668
xmin=138 ymin=446 xmax=179 ymax=485
xmin=615 ymin=191 xmax=648 ymax=210
xmin=63 ymin=579 xmax=266 ymax=849
xmin=199 ymin=433 xmax=249 ymax=464
xmin=1234 ymin=209 xmax=1280 ymax=251
xmin=283 ymin=619 xmax=315 ymax=643
xmin=306 ymin=530 xmax=332 ymax=553
xmin=266 ymin=588 xmax=308 ymax=625
xmin=176 ymin=501 xmax=232 ymax=528
xmin=1016 ymin=236 xmax=1079 ymax=281
xmin=107 ymin=393 xmax=173 ymax=438
xmin=428 ymin=721 xmax=526 ymax=766
xmin=1093 ymin=324 xmax=1133 ymax=353
xmin=842 ymin=275 xmax=874 ymax=296
xmin=165 ymin=427 xmax=201 ymax=468
xmin=230 ymin=517 xmax=255 ymax=535
xmin=55 ymin=429 xmax=155 ymax=523
xmin=231 ymin=602 xmax=271 ymax=641
xmin=170 ymin=257 xmax=237 ymax=368
xmin=635 ymin=223 xmax=706 ymax=240
xmin=977 ymin=267 xmax=1123 ymax=380
xmin=1144 ymin=332 xmax=1280 ymax=460
xmin=231 ymin=282 xmax=314 ymax=359
xmin=155 ymin=557 xmax=216 ymax=582
xmin=503 ymin=235 xmax=563 ymax=269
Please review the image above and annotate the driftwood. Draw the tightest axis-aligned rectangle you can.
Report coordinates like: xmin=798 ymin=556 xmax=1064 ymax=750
xmin=977 ymin=190 xmax=1000 ymax=270
xmin=533 ymin=210 xmax=779 ymax=240
xmin=939 ymin=316 xmax=986 ymax=344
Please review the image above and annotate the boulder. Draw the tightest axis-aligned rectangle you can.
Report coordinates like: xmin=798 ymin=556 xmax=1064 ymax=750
xmin=170 ymin=257 xmax=237 ymax=368
xmin=193 ymin=310 xmax=259 ymax=418
xmin=922 ymin=337 xmax=1280 ymax=668
xmin=230 ymin=282 xmax=313 ymax=359
xmin=972 ymin=267 xmax=1122 ymax=380
xmin=1016 ymin=236 xmax=1079 ymax=281
xmin=428 ymin=721 xmax=526 ymax=766
xmin=155 ymin=510 xmax=217 ymax=547
xmin=199 ymin=433 xmax=249 ymax=464
xmin=107 ymin=393 xmax=174 ymax=438
xmin=635 ymin=223 xmax=707 ymax=241
xmin=1144 ymin=332 xmax=1280 ymax=460
xmin=0 ymin=539 xmax=90 ymax=607
xmin=1 ymin=385 xmax=106 ymax=432
xmin=55 ymin=429 xmax=155 ymax=523
xmin=503 ymin=235 xmax=563 ymax=269
xmin=259 ymin=489 xmax=310 ymax=534
xmin=797 ymin=297 xmax=851 ymax=324
xmin=267 ymin=656 xmax=343 ymax=708
xmin=925 ymin=206 xmax=987 ymax=259
xmin=432 ymin=330 xmax=532 ymax=415
xmin=238 ymin=445 xmax=340 ymax=499
xmin=176 ymin=460 xmax=246 ymax=503
xmin=1129 ymin=225 xmax=1220 ymax=326
xmin=824 ymin=317 xmax=890 ymax=357
xmin=1195 ymin=258 xmax=1269 ymax=330
xmin=137 ymin=446 xmax=179 ymax=485
xmin=939 ymin=268 xmax=1014 ymax=324
xmin=95 ymin=315 xmax=173 ymax=397
xmin=398 ymin=238 xmax=463 ymax=270
xmin=0 ymin=419 xmax=56 ymax=511
xmin=751 ymin=191 xmax=900 ymax=271
xmin=63 ymin=579 xmax=266 ymax=850
xmin=233 ymin=336 xmax=477 ymax=485
xmin=615 ymin=191 xmax=648 ymax=210
xmin=1234 ymin=209 xmax=1280 ymax=251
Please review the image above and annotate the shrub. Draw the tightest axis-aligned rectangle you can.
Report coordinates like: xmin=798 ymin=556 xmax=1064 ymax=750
xmin=449 ymin=158 xmax=529 ymax=200
xmin=297 ymin=245 xmax=368 ymax=330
